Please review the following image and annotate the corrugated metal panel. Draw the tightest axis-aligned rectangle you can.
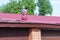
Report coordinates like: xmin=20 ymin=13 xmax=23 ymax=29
xmin=42 ymin=29 xmax=60 ymax=40
xmin=0 ymin=28 xmax=28 ymax=40
xmin=0 ymin=13 xmax=60 ymax=24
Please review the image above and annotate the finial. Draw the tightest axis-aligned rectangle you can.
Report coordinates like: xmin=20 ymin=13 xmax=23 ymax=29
xmin=21 ymin=6 xmax=28 ymax=21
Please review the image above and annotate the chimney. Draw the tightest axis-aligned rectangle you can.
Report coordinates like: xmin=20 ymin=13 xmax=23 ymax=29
xmin=34 ymin=4 xmax=39 ymax=16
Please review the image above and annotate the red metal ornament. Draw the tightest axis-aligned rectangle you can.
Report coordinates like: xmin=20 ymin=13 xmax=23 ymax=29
xmin=21 ymin=7 xmax=28 ymax=21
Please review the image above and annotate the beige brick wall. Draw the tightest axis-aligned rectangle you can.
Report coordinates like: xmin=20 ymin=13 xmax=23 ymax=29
xmin=29 ymin=28 xmax=41 ymax=40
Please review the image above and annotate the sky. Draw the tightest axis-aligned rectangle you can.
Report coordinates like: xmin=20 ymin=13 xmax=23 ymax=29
xmin=0 ymin=0 xmax=10 ymax=6
xmin=50 ymin=0 xmax=60 ymax=16
xmin=0 ymin=0 xmax=60 ymax=16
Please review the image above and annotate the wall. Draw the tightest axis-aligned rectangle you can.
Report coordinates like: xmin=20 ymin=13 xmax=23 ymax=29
xmin=41 ymin=29 xmax=60 ymax=40
xmin=0 ymin=28 xmax=28 ymax=40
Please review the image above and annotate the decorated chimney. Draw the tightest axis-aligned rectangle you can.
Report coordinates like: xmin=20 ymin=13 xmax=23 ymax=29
xmin=34 ymin=0 xmax=39 ymax=16
xmin=21 ymin=6 xmax=28 ymax=21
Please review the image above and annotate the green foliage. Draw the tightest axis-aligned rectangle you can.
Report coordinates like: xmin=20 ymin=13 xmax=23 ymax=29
xmin=0 ymin=0 xmax=35 ymax=14
xmin=38 ymin=0 xmax=53 ymax=16
xmin=1 ymin=0 xmax=21 ymax=13
xmin=0 ymin=0 xmax=53 ymax=16
xmin=0 ymin=7 xmax=1 ymax=12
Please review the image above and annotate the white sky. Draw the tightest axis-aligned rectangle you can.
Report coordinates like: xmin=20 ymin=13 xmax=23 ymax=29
xmin=0 ymin=0 xmax=60 ymax=16
xmin=50 ymin=0 xmax=60 ymax=16
xmin=0 ymin=0 xmax=10 ymax=6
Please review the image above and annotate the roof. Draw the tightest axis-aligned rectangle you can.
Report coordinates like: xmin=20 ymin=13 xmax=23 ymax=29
xmin=0 ymin=13 xmax=60 ymax=24
xmin=0 ymin=13 xmax=60 ymax=28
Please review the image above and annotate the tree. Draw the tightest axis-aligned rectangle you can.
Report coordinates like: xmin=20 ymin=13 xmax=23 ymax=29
xmin=0 ymin=0 xmax=35 ymax=14
xmin=0 ymin=0 xmax=53 ymax=16
xmin=1 ymin=0 xmax=21 ymax=13
xmin=38 ymin=0 xmax=53 ymax=16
